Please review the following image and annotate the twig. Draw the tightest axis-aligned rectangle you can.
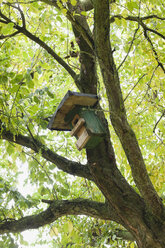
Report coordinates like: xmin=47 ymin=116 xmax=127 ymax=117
xmin=2 ymin=1 xmax=36 ymax=4
xmin=111 ymin=15 xmax=165 ymax=40
xmin=143 ymin=29 xmax=165 ymax=73
xmin=117 ymin=26 xmax=139 ymax=71
xmin=41 ymin=199 xmax=54 ymax=204
xmin=154 ymin=132 xmax=165 ymax=147
xmin=140 ymin=15 xmax=165 ymax=21
xmin=153 ymin=110 xmax=165 ymax=133
xmin=0 ymin=9 xmax=77 ymax=80
xmin=124 ymin=74 xmax=147 ymax=102
xmin=137 ymin=65 xmax=159 ymax=106
xmin=4 ymin=2 xmax=26 ymax=28
xmin=0 ymin=31 xmax=20 ymax=39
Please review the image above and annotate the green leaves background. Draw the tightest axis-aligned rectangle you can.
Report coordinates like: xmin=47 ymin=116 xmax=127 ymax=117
xmin=0 ymin=0 xmax=164 ymax=247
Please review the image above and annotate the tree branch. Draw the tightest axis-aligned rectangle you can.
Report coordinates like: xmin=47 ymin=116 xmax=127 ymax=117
xmin=117 ymin=26 xmax=139 ymax=70
xmin=0 ymin=31 xmax=20 ymax=39
xmin=140 ymin=15 xmax=165 ymax=21
xmin=39 ymin=0 xmax=94 ymax=11
xmin=93 ymin=0 xmax=164 ymax=217
xmin=1 ymin=128 xmax=93 ymax=181
xmin=39 ymin=0 xmax=94 ymax=50
xmin=115 ymin=229 xmax=135 ymax=241
xmin=66 ymin=0 xmax=97 ymax=93
xmin=153 ymin=110 xmax=165 ymax=133
xmin=0 ymin=199 xmax=117 ymax=234
xmin=4 ymin=2 xmax=26 ymax=28
xmin=124 ymin=74 xmax=147 ymax=102
xmin=65 ymin=10 xmax=94 ymax=50
xmin=0 ymin=10 xmax=77 ymax=80
xmin=22 ymin=28 xmax=77 ymax=79
xmin=112 ymin=15 xmax=165 ymax=40
xmin=143 ymin=29 xmax=165 ymax=73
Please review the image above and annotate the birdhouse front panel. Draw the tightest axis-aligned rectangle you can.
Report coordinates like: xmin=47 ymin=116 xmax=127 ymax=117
xmin=65 ymin=106 xmax=105 ymax=150
xmin=69 ymin=114 xmax=91 ymax=150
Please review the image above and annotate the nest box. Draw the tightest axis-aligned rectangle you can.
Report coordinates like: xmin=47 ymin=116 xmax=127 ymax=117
xmin=47 ymin=91 xmax=105 ymax=150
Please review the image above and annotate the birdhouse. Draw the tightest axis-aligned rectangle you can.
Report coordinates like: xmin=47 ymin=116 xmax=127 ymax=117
xmin=47 ymin=91 xmax=105 ymax=150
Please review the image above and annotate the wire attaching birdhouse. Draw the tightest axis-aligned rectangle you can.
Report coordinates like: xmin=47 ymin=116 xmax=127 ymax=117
xmin=47 ymin=91 xmax=105 ymax=150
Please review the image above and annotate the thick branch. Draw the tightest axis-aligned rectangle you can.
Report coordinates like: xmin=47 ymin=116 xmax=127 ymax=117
xmin=67 ymin=1 xmax=97 ymax=93
xmin=66 ymin=10 xmax=94 ymax=50
xmin=19 ymin=27 xmax=77 ymax=79
xmin=0 ymin=199 xmax=117 ymax=234
xmin=39 ymin=0 xmax=94 ymax=50
xmin=93 ymin=0 xmax=164 ymax=217
xmin=1 ymin=128 xmax=93 ymax=181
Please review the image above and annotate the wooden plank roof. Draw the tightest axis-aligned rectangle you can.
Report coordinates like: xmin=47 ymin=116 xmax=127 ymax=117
xmin=47 ymin=90 xmax=99 ymax=131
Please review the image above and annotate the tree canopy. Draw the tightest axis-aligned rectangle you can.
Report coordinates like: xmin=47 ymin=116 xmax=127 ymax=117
xmin=0 ymin=0 xmax=165 ymax=247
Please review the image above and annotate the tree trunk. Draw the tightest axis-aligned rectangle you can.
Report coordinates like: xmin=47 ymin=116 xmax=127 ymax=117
xmin=0 ymin=1 xmax=165 ymax=247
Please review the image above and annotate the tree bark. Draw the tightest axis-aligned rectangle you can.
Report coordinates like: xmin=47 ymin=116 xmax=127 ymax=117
xmin=0 ymin=1 xmax=165 ymax=248
xmin=0 ymin=199 xmax=120 ymax=234
xmin=0 ymin=128 xmax=92 ymax=180
xmin=92 ymin=0 xmax=165 ymax=247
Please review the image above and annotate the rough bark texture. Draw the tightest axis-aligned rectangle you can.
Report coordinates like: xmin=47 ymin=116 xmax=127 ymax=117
xmin=91 ymin=1 xmax=165 ymax=247
xmin=0 ymin=0 xmax=165 ymax=247
xmin=0 ymin=199 xmax=119 ymax=234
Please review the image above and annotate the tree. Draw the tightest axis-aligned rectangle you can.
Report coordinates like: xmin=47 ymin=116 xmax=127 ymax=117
xmin=0 ymin=0 xmax=165 ymax=247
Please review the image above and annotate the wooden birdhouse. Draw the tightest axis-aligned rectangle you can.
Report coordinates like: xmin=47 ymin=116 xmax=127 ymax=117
xmin=47 ymin=91 xmax=105 ymax=150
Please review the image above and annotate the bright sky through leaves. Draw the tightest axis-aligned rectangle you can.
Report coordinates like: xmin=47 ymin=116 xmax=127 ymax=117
xmin=0 ymin=0 xmax=164 ymax=247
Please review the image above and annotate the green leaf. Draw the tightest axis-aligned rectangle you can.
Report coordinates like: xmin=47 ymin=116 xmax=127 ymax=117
xmin=56 ymin=16 xmax=63 ymax=22
xmin=50 ymin=226 xmax=59 ymax=237
xmin=81 ymin=11 xmax=87 ymax=16
xmin=59 ymin=187 xmax=69 ymax=196
xmin=71 ymin=0 xmax=77 ymax=6
xmin=1 ymin=23 xmax=14 ymax=35
xmin=34 ymin=96 xmax=40 ymax=104
xmin=127 ymin=1 xmax=138 ymax=11
xmin=61 ymin=8 xmax=67 ymax=15
xmin=7 ymin=144 xmax=15 ymax=156
xmin=9 ymin=85 xmax=20 ymax=93
xmin=0 ymin=75 xmax=8 ymax=83
xmin=63 ymin=221 xmax=73 ymax=234
xmin=11 ymin=74 xmax=24 ymax=84
xmin=47 ymin=90 xmax=54 ymax=98
xmin=36 ymin=66 xmax=42 ymax=74
xmin=68 ymin=221 xmax=73 ymax=233
xmin=114 ymin=18 xmax=121 ymax=26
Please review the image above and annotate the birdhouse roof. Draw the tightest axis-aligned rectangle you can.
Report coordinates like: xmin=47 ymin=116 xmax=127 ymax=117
xmin=47 ymin=90 xmax=99 ymax=131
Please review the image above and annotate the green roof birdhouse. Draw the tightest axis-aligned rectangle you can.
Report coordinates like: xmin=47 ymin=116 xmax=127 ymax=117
xmin=47 ymin=91 xmax=106 ymax=150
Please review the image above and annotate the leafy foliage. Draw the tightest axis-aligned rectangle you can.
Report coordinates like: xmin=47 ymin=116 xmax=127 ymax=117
xmin=0 ymin=0 xmax=164 ymax=247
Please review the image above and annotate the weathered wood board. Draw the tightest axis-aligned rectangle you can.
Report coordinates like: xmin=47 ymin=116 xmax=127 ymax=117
xmin=47 ymin=90 xmax=99 ymax=131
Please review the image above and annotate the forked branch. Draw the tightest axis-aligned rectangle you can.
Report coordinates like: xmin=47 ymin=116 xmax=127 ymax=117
xmin=0 ymin=31 xmax=20 ymax=39
xmin=111 ymin=15 xmax=165 ymax=40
